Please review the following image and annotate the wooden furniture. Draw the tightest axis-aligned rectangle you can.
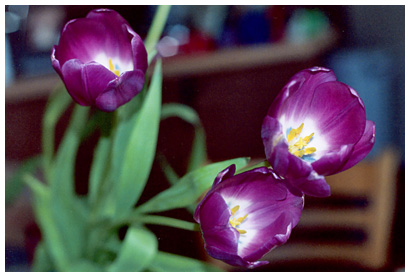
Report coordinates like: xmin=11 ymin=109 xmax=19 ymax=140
xmin=265 ymin=148 xmax=400 ymax=270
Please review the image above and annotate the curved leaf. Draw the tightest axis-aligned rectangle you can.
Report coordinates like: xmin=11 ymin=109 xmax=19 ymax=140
xmin=108 ymin=227 xmax=158 ymax=272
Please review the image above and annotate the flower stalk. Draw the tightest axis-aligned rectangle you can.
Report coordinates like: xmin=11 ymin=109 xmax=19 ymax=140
xmin=144 ymin=5 xmax=172 ymax=55
xmin=116 ymin=214 xmax=200 ymax=232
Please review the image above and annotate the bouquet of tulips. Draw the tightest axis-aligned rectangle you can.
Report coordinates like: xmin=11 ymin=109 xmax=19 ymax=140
xmin=19 ymin=6 xmax=375 ymax=271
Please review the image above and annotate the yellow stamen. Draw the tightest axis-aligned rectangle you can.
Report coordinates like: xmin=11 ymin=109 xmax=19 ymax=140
xmin=231 ymin=205 xmax=239 ymax=216
xmin=287 ymin=123 xmax=316 ymax=158
xmin=296 ymin=123 xmax=304 ymax=135
xmin=294 ymin=149 xmax=305 ymax=158
xmin=229 ymin=206 xmax=248 ymax=235
xmin=294 ymin=137 xmax=306 ymax=149
xmin=304 ymin=147 xmax=316 ymax=155
xmin=109 ymin=58 xmax=120 ymax=76
xmin=287 ymin=128 xmax=297 ymax=142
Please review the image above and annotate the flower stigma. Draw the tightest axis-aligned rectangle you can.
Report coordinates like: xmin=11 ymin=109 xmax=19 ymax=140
xmin=287 ymin=123 xmax=316 ymax=158
xmin=109 ymin=58 xmax=120 ymax=76
xmin=229 ymin=205 xmax=248 ymax=234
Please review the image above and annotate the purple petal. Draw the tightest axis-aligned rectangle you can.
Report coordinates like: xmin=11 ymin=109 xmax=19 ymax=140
xmin=85 ymin=9 xmax=136 ymax=63
xmin=304 ymin=81 xmax=366 ymax=147
xmin=337 ymin=120 xmax=376 ymax=172
xmin=60 ymin=59 xmax=116 ymax=107
xmin=131 ymin=32 xmax=148 ymax=73
xmin=197 ymin=192 xmax=231 ymax=229
xmin=261 ymin=116 xmax=284 ymax=163
xmin=242 ymin=213 xmax=294 ymax=262
xmin=262 ymin=115 xmax=331 ymax=197
xmin=194 ymin=164 xmax=236 ymax=223
xmin=82 ymin=62 xmax=118 ymax=101
xmin=205 ymin=245 xmax=269 ymax=269
xmin=55 ymin=18 xmax=110 ymax=65
xmin=268 ymin=67 xmax=337 ymax=121
xmin=291 ymin=171 xmax=330 ymax=197
xmin=51 ymin=46 xmax=62 ymax=77
xmin=217 ymin=167 xmax=288 ymax=203
xmin=198 ymin=192 xmax=239 ymax=255
xmin=60 ymin=59 xmax=92 ymax=105
xmin=55 ymin=10 xmax=135 ymax=66
xmin=86 ymin=9 xmax=147 ymax=72
xmin=95 ymin=69 xmax=145 ymax=112
xmin=212 ymin=164 xmax=236 ymax=189
xmin=195 ymin=165 xmax=305 ymax=268
xmin=312 ymin=144 xmax=354 ymax=176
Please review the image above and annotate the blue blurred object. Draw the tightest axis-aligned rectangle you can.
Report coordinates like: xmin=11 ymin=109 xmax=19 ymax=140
xmin=327 ymin=48 xmax=402 ymax=159
xmin=5 ymin=246 xmax=30 ymax=272
xmin=237 ymin=9 xmax=270 ymax=45
xmin=5 ymin=35 xmax=15 ymax=86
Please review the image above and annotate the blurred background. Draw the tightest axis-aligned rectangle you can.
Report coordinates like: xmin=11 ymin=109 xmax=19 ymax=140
xmin=5 ymin=5 xmax=405 ymax=272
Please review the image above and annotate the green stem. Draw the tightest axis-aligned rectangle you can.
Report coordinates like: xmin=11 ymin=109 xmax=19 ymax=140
xmin=88 ymin=110 xmax=118 ymax=218
xmin=235 ymin=160 xmax=272 ymax=174
xmin=124 ymin=215 xmax=200 ymax=232
xmin=144 ymin=5 xmax=172 ymax=54
xmin=148 ymin=49 xmax=158 ymax=65
xmin=23 ymin=174 xmax=47 ymax=190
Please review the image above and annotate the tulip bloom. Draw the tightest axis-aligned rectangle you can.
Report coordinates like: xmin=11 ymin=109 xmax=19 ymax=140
xmin=262 ymin=67 xmax=375 ymax=197
xmin=194 ymin=165 xmax=304 ymax=269
xmin=51 ymin=9 xmax=148 ymax=112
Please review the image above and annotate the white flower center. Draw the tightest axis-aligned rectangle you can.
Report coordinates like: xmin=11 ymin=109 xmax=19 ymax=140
xmin=93 ymin=53 xmax=133 ymax=76
xmin=287 ymin=123 xmax=316 ymax=159
xmin=279 ymin=116 xmax=329 ymax=162
xmin=229 ymin=205 xmax=248 ymax=234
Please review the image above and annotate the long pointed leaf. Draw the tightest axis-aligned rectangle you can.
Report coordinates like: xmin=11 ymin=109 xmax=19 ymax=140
xmin=25 ymin=175 xmax=70 ymax=271
xmin=104 ymin=60 xmax=162 ymax=217
xmin=135 ymin=157 xmax=249 ymax=214
xmin=49 ymin=105 xmax=89 ymax=262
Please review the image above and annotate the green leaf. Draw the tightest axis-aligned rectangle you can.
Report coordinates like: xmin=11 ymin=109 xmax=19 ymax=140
xmin=51 ymin=104 xmax=88 ymax=197
xmin=160 ymin=103 xmax=207 ymax=172
xmin=88 ymin=136 xmax=111 ymax=207
xmin=135 ymin=157 xmax=249 ymax=214
xmin=69 ymin=260 xmax=103 ymax=272
xmin=148 ymin=251 xmax=221 ymax=272
xmin=47 ymin=105 xmax=89 ymax=263
xmin=156 ymin=153 xmax=180 ymax=186
xmin=103 ymin=60 xmax=163 ymax=217
xmin=108 ymin=227 xmax=158 ymax=272
xmin=31 ymin=241 xmax=55 ymax=272
xmin=6 ymin=156 xmax=41 ymax=206
xmin=25 ymin=175 xmax=70 ymax=271
xmin=117 ymin=85 xmax=145 ymax=123
xmin=144 ymin=5 xmax=172 ymax=55
xmin=161 ymin=103 xmax=201 ymax=125
xmin=187 ymin=126 xmax=207 ymax=172
xmin=42 ymin=84 xmax=72 ymax=182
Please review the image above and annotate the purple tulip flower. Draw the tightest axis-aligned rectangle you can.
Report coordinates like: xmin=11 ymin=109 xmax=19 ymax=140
xmin=261 ymin=67 xmax=376 ymax=197
xmin=51 ymin=9 xmax=148 ymax=112
xmin=194 ymin=165 xmax=304 ymax=269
